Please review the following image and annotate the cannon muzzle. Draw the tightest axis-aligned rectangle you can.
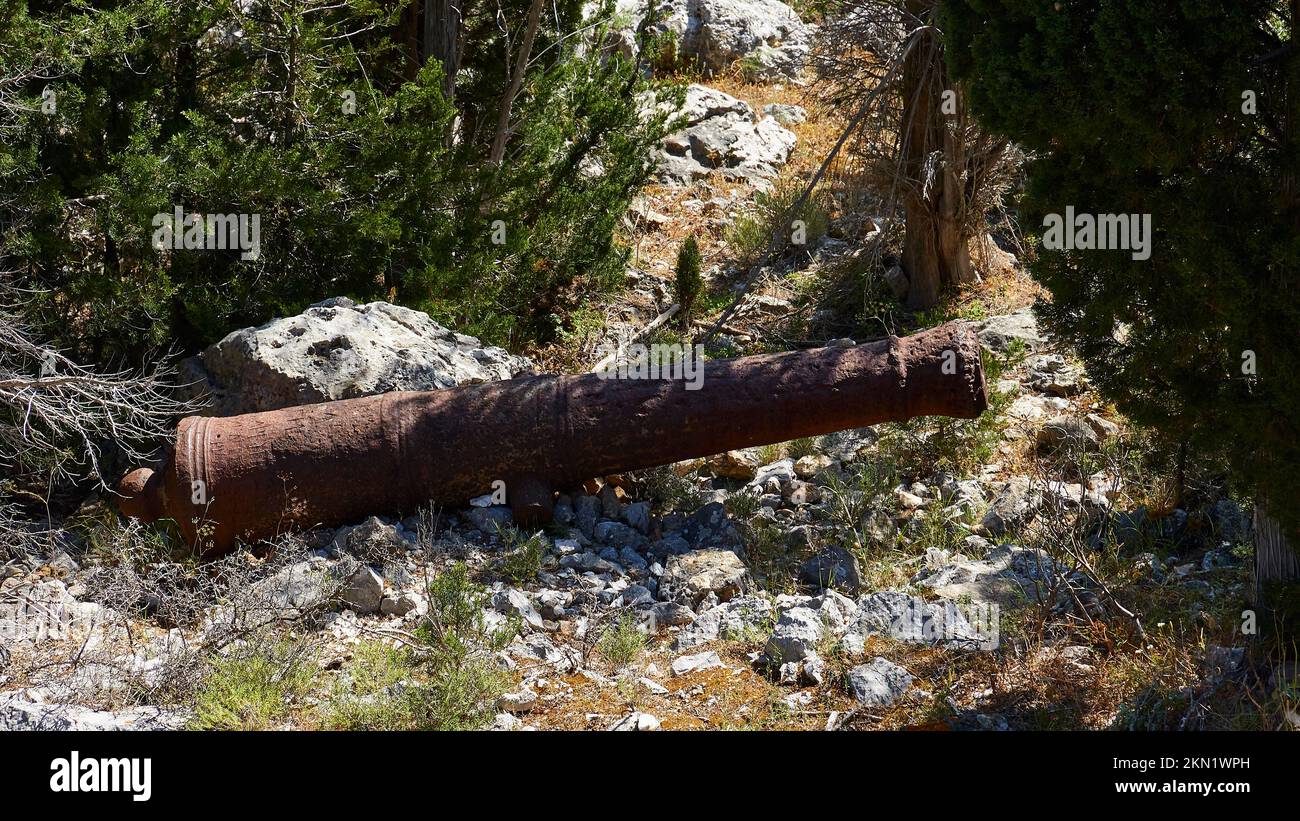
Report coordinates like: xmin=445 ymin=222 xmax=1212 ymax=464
xmin=118 ymin=321 xmax=987 ymax=554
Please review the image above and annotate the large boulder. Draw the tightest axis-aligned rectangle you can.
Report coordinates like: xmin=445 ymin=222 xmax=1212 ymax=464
xmin=683 ymin=0 xmax=811 ymax=78
xmin=612 ymin=0 xmax=812 ymax=79
xmin=976 ymin=308 xmax=1046 ymax=354
xmin=659 ymin=549 xmax=750 ymax=609
xmin=184 ymin=298 xmax=534 ymax=415
xmin=653 ymin=84 xmax=796 ymax=186
xmin=671 ymin=595 xmax=773 ymax=650
xmin=911 ymin=544 xmax=1067 ymax=608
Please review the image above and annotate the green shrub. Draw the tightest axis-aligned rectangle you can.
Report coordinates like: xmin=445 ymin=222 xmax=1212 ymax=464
xmin=320 ymin=640 xmax=413 ymax=731
xmin=407 ymin=563 xmax=517 ymax=730
xmin=598 ymin=611 xmax=647 ymax=669
xmin=321 ymin=563 xmax=520 ymax=731
xmin=629 ymin=465 xmax=704 ymax=513
xmin=945 ymin=0 xmax=1300 ymax=545
xmin=725 ymin=179 xmax=831 ymax=266
xmin=496 ymin=525 xmax=547 ymax=585
xmin=675 ymin=236 xmax=704 ymax=329
xmin=191 ymin=639 xmax=316 ymax=730
xmin=1 ymin=1 xmax=680 ymax=360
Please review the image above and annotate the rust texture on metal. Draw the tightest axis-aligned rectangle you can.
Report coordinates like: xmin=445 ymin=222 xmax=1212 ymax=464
xmin=117 ymin=321 xmax=987 ymax=554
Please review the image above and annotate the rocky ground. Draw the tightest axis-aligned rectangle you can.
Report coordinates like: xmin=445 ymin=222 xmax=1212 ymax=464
xmin=0 ymin=299 xmax=1265 ymax=731
xmin=0 ymin=0 xmax=1281 ymax=731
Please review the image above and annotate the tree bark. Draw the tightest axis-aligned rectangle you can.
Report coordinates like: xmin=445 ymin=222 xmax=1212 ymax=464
xmin=900 ymin=0 xmax=976 ymax=311
xmin=401 ymin=2 xmax=421 ymax=81
xmin=487 ymin=0 xmax=545 ymax=168
xmin=423 ymin=0 xmax=462 ymax=104
xmin=1253 ymin=506 xmax=1300 ymax=608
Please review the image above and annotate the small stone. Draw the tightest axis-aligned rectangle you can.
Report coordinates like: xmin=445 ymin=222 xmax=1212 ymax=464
xmin=594 ymin=520 xmax=644 ymax=550
xmin=490 ymin=712 xmax=533 ymax=731
xmin=976 ymin=308 xmax=1045 ymax=354
xmin=784 ymin=480 xmax=821 ymax=506
xmin=379 ymin=592 xmax=418 ymax=617
xmin=1036 ymin=416 xmax=1102 ymax=453
xmin=467 ymin=505 xmax=513 ymax=533
xmin=847 ymin=657 xmax=914 ymax=707
xmin=763 ymin=606 xmax=826 ymax=666
xmin=608 ymin=711 xmax=661 ymax=731
xmin=884 ymin=265 xmax=909 ymax=300
xmin=895 ymin=489 xmax=926 ymax=510
xmin=599 ymin=484 xmax=626 ymax=519
xmin=671 ymin=650 xmax=725 ymax=676
xmin=798 ymin=546 xmax=863 ymax=594
xmin=981 ymin=477 xmax=1041 ymax=537
xmin=762 ymin=102 xmax=807 ymax=125
xmin=573 ymin=494 xmax=600 ymax=538
xmin=707 ymin=449 xmax=763 ymax=480
xmin=1085 ymin=413 xmax=1120 ymax=441
xmin=794 ymin=454 xmax=835 ymax=479
xmin=638 ymin=677 xmax=669 ymax=695
xmin=681 ymin=502 xmax=745 ymax=553
xmin=650 ymin=601 xmax=696 ymax=628
xmin=623 ymin=502 xmax=651 ymax=534
xmin=493 ymin=588 xmax=544 ymax=630
xmin=339 ymin=566 xmax=384 ymax=614
xmin=552 ymin=501 xmax=575 ymax=526
xmin=802 ymin=655 xmax=827 ymax=686
xmin=498 ymin=688 xmax=537 ymax=713
xmin=671 ymin=595 xmax=773 ymax=650
xmin=621 ymin=584 xmax=654 ymax=607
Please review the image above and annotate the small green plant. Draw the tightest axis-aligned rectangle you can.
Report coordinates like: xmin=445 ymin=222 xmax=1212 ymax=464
xmin=406 ymin=562 xmax=519 ymax=730
xmin=743 ymin=516 xmax=801 ymax=595
xmin=323 ymin=564 xmax=521 ymax=731
xmin=785 ymin=437 xmax=819 ymax=461
xmin=630 ymin=465 xmax=704 ymax=513
xmin=820 ymin=456 xmax=899 ymax=544
xmin=191 ymin=638 xmax=317 ymax=730
xmin=725 ymin=486 xmax=763 ymax=522
xmin=725 ymin=179 xmax=831 ymax=266
xmin=495 ymin=524 xmax=547 ymax=585
xmin=873 ymin=347 xmax=1014 ymax=477
xmin=320 ymin=640 xmax=414 ymax=730
xmin=598 ymin=611 xmax=647 ymax=669
xmin=675 ymin=236 xmax=704 ymax=330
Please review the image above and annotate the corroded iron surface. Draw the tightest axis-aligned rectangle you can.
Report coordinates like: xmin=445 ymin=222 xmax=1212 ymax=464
xmin=118 ymin=321 xmax=987 ymax=554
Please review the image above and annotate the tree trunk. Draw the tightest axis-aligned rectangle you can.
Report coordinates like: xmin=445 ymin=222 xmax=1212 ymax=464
xmin=1253 ymin=506 xmax=1300 ymax=608
xmin=487 ymin=0 xmax=545 ymax=168
xmin=401 ymin=2 xmax=421 ymax=81
xmin=423 ymin=0 xmax=461 ymax=104
xmin=900 ymin=0 xmax=975 ymax=311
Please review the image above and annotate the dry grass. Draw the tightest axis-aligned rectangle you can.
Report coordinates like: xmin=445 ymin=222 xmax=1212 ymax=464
xmin=523 ymin=636 xmax=852 ymax=730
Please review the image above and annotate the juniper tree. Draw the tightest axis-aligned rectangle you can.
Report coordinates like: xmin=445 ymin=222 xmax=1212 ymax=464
xmin=675 ymin=236 xmax=703 ymax=330
xmin=943 ymin=0 xmax=1300 ymax=599
xmin=0 ymin=0 xmax=676 ymax=358
xmin=812 ymin=0 xmax=1018 ymax=310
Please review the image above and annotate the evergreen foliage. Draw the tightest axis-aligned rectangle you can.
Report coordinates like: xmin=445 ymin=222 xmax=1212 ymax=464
xmin=0 ymin=0 xmax=679 ymax=359
xmin=944 ymin=0 xmax=1300 ymax=537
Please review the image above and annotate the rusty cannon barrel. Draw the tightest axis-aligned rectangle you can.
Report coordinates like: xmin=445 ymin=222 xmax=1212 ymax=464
xmin=117 ymin=321 xmax=987 ymax=554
